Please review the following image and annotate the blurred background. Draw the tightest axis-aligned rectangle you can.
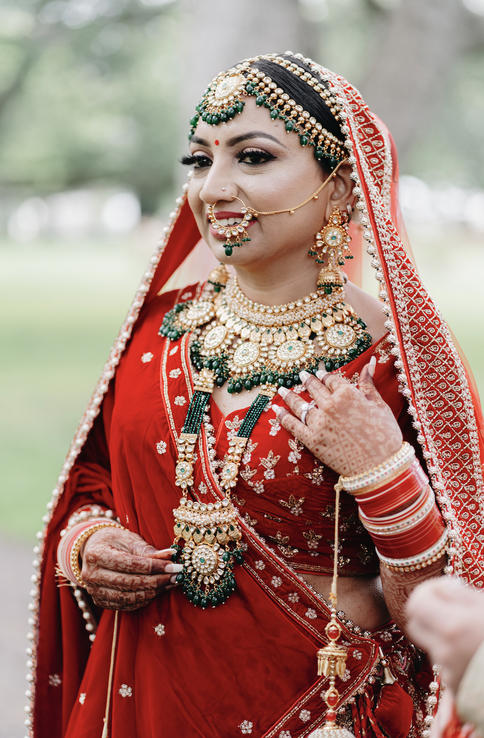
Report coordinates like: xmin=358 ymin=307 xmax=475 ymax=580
xmin=1 ymin=0 xmax=484 ymax=732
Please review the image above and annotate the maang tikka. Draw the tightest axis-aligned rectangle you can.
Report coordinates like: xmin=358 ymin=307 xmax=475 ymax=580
xmin=309 ymin=206 xmax=353 ymax=294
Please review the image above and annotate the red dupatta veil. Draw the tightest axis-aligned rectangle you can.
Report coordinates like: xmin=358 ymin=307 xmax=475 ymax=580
xmin=26 ymin=54 xmax=484 ymax=737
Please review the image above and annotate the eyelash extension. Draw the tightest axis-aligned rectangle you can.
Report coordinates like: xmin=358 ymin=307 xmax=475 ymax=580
xmin=180 ymin=154 xmax=210 ymax=166
xmin=236 ymin=148 xmax=275 ymax=163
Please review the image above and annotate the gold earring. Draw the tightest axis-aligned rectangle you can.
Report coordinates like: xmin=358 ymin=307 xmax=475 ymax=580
xmin=308 ymin=207 xmax=353 ymax=294
xmin=207 ymin=263 xmax=230 ymax=293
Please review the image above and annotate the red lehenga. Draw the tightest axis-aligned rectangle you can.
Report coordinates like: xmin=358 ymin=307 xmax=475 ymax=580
xmin=27 ymin=58 xmax=484 ymax=738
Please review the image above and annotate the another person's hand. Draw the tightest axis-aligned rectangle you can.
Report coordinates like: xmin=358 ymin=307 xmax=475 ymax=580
xmin=407 ymin=577 xmax=484 ymax=695
xmin=274 ymin=361 xmax=403 ymax=477
xmin=82 ymin=527 xmax=180 ymax=611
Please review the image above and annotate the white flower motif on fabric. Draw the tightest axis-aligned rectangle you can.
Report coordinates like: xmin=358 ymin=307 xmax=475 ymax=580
xmin=169 ymin=346 xmax=179 ymax=356
xmin=154 ymin=624 xmax=165 ymax=636
xmin=198 ymin=482 xmax=208 ymax=495
xmin=255 ymin=560 xmax=265 ymax=570
xmin=264 ymin=469 xmax=275 ymax=480
xmin=269 ymin=418 xmax=281 ymax=436
xmin=241 ymin=439 xmax=258 ymax=465
xmin=181 ymin=291 xmax=192 ymax=300
xmin=169 ymin=368 xmax=182 ymax=378
xmin=305 ymin=608 xmax=317 ymax=620
xmin=380 ymin=631 xmax=392 ymax=642
xmin=271 ymin=576 xmax=283 ymax=588
xmin=287 ymin=592 xmax=300 ymax=604
xmin=156 ymin=441 xmax=167 ymax=455
xmin=341 ymin=668 xmax=351 ymax=682
xmin=239 ymin=541 xmax=248 ymax=552
xmin=119 ymin=684 xmax=133 ymax=698
xmin=79 ymin=693 xmax=86 ymax=705
xmin=239 ymin=720 xmax=253 ymax=734
xmin=141 ymin=352 xmax=154 ymax=363
xmin=174 ymin=396 xmax=186 ymax=406
xmin=49 ymin=674 xmax=61 ymax=686
xmin=299 ymin=709 xmax=311 ymax=722
xmin=279 ymin=732 xmax=292 ymax=738
xmin=253 ymin=481 xmax=265 ymax=495
xmin=353 ymin=649 xmax=362 ymax=660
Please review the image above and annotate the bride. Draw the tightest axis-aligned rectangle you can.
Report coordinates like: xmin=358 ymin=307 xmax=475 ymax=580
xmin=28 ymin=53 xmax=484 ymax=738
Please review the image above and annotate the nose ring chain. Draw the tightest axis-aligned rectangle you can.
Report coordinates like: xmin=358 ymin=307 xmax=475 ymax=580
xmin=207 ymin=159 xmax=346 ymax=258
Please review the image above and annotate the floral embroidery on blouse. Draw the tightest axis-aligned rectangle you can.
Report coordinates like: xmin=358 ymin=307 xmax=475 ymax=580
xmin=271 ymin=576 xmax=283 ymax=588
xmin=303 ymin=530 xmax=322 ymax=550
xmin=243 ymin=513 xmax=258 ymax=527
xmin=287 ymin=592 xmax=300 ymax=604
xmin=254 ymin=560 xmax=265 ymax=570
xmin=341 ymin=668 xmax=351 ymax=682
xmin=226 ymin=416 xmax=242 ymax=434
xmin=380 ymin=631 xmax=393 ymax=642
xmin=198 ymin=482 xmax=208 ymax=495
xmin=305 ymin=608 xmax=317 ymax=620
xmin=242 ymin=439 xmax=258 ymax=465
xmin=268 ymin=417 xmax=281 ymax=436
xmin=232 ymin=494 xmax=246 ymax=506
xmin=239 ymin=720 xmax=253 ymax=734
xmin=169 ymin=368 xmax=181 ymax=378
xmin=260 ymin=450 xmax=281 ymax=479
xmin=153 ymin=624 xmax=165 ymax=636
xmin=49 ymin=674 xmax=61 ymax=686
xmin=169 ymin=346 xmax=178 ymax=355
xmin=288 ymin=438 xmax=303 ymax=465
xmin=79 ymin=693 xmax=86 ymax=704
xmin=156 ymin=441 xmax=167 ymax=455
xmin=119 ymin=684 xmax=132 ymax=698
xmin=304 ymin=464 xmax=325 ymax=486
xmin=252 ymin=480 xmax=265 ymax=495
xmin=279 ymin=495 xmax=305 ymax=516
xmin=141 ymin=352 xmax=154 ymax=363
xmin=268 ymin=531 xmax=299 ymax=558
xmin=353 ymin=650 xmax=362 ymax=660
xmin=174 ymin=396 xmax=186 ymax=406
xmin=279 ymin=731 xmax=292 ymax=738
xmin=299 ymin=709 xmax=311 ymax=722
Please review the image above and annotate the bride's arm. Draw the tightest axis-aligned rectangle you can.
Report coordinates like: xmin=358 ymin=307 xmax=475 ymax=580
xmin=275 ymin=363 xmax=445 ymax=635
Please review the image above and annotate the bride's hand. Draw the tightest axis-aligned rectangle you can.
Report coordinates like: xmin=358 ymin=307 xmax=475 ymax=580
xmin=274 ymin=359 xmax=403 ymax=477
xmin=81 ymin=527 xmax=180 ymax=611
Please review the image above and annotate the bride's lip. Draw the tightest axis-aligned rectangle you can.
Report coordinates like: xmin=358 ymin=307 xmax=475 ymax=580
xmin=207 ymin=210 xmax=257 ymax=240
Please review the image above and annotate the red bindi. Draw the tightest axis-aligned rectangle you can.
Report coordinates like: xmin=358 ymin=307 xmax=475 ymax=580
xmin=215 ymin=140 xmax=220 ymax=146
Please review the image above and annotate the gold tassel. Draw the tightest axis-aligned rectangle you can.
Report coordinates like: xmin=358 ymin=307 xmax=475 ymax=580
xmin=307 ymin=481 xmax=356 ymax=738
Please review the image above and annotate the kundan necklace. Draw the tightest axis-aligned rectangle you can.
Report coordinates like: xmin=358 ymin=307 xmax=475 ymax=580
xmin=160 ymin=268 xmax=372 ymax=610
xmin=160 ymin=270 xmax=371 ymax=394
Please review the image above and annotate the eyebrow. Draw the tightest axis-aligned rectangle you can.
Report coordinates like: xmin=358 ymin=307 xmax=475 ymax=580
xmin=190 ymin=131 xmax=287 ymax=149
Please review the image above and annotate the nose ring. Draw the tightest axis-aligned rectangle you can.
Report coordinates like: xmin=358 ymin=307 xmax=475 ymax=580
xmin=221 ymin=187 xmax=226 ymax=191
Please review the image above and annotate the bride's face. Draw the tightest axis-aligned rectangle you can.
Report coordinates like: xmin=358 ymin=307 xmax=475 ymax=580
xmin=186 ymin=97 xmax=346 ymax=272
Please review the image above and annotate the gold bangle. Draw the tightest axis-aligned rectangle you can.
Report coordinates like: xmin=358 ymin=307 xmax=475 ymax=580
xmin=70 ymin=522 xmax=124 ymax=588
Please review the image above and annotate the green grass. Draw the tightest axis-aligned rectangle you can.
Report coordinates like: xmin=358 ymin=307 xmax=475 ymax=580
xmin=1 ymin=230 xmax=483 ymax=542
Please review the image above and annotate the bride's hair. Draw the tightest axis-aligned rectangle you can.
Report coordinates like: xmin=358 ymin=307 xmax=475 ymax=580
xmin=249 ymin=54 xmax=345 ymax=174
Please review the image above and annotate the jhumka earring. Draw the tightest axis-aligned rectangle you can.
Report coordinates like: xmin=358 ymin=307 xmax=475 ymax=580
xmin=207 ymin=201 xmax=253 ymax=257
xmin=207 ymin=263 xmax=230 ymax=293
xmin=309 ymin=207 xmax=353 ymax=294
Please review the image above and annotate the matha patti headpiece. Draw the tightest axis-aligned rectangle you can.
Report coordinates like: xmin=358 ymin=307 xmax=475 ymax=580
xmin=189 ymin=54 xmax=347 ymax=169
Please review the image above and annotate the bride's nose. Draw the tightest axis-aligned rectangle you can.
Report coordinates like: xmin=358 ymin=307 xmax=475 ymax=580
xmin=199 ymin=159 xmax=237 ymax=205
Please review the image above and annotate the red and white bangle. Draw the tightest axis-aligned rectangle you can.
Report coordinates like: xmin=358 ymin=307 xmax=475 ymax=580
xmin=376 ymin=530 xmax=449 ymax=572
xmin=57 ymin=518 xmax=123 ymax=587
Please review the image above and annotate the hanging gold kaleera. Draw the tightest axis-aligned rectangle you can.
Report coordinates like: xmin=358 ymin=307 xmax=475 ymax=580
xmin=308 ymin=481 xmax=356 ymax=738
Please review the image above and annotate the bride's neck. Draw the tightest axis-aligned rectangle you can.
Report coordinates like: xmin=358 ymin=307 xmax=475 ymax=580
xmin=233 ymin=261 xmax=322 ymax=306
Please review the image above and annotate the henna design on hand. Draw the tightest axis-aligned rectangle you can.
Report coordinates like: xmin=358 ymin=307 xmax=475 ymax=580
xmin=275 ymin=363 xmax=403 ymax=477
xmin=81 ymin=528 xmax=175 ymax=611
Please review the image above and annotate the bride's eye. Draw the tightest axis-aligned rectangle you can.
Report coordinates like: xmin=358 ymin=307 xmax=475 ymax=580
xmin=180 ymin=154 xmax=212 ymax=169
xmin=237 ymin=149 xmax=275 ymax=165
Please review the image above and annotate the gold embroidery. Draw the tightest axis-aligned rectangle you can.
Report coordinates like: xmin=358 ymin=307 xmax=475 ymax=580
xmin=279 ymin=495 xmax=305 ymax=516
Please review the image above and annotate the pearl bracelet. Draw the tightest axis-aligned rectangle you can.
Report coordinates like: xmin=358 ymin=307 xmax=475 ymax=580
xmin=339 ymin=442 xmax=415 ymax=494
xmin=376 ymin=529 xmax=448 ymax=572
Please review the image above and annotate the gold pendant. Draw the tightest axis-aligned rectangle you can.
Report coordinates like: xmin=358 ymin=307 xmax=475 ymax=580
xmin=171 ymin=497 xmax=244 ymax=609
